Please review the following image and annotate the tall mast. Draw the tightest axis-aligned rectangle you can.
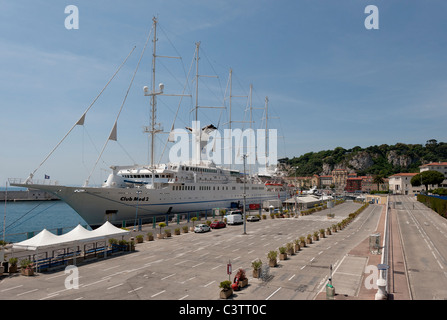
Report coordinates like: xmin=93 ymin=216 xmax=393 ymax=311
xmin=195 ymin=42 xmax=200 ymax=123
xmin=150 ymin=17 xmax=158 ymax=168
xmin=265 ymin=96 xmax=269 ymax=173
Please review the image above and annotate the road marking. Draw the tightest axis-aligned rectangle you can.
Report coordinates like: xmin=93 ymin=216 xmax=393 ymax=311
xmin=192 ymin=262 xmax=204 ymax=268
xmin=40 ymin=293 xmax=59 ymax=300
xmin=179 ymin=294 xmax=189 ymax=300
xmin=288 ymin=274 xmax=296 ymax=281
xmin=248 ymin=250 xmax=255 ymax=254
xmin=266 ymin=287 xmax=281 ymax=300
xmin=104 ymin=265 xmax=121 ymax=271
xmin=82 ymin=277 xmax=111 ymax=288
xmin=1 ymin=285 xmax=23 ymax=292
xmin=180 ymin=277 xmax=196 ymax=284
xmin=300 ymin=266 xmax=306 ymax=270
xmin=211 ymin=264 xmax=222 ymax=270
xmin=151 ymin=290 xmax=166 ymax=297
xmin=17 ymin=289 xmax=38 ymax=297
xmin=203 ymin=280 xmax=215 ymax=287
xmin=107 ymin=283 xmax=124 ymax=290
xmin=128 ymin=286 xmax=143 ymax=294
xmin=161 ymin=273 xmax=176 ymax=280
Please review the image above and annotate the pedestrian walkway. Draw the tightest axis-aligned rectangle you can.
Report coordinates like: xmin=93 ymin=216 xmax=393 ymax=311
xmin=315 ymin=202 xmax=411 ymax=300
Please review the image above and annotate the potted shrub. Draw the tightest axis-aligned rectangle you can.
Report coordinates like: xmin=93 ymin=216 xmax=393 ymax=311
xmin=20 ymin=259 xmax=34 ymax=276
xmin=332 ymin=224 xmax=337 ymax=233
xmin=326 ymin=227 xmax=332 ymax=236
xmin=251 ymin=259 xmax=262 ymax=278
xmin=164 ymin=228 xmax=172 ymax=238
xmin=313 ymin=231 xmax=319 ymax=241
xmin=306 ymin=234 xmax=312 ymax=245
xmin=235 ymin=268 xmax=248 ymax=288
xmin=146 ymin=232 xmax=154 ymax=241
xmin=174 ymin=228 xmax=181 ymax=235
xmin=136 ymin=234 xmax=144 ymax=243
xmin=129 ymin=240 xmax=135 ymax=251
xmin=118 ymin=239 xmax=129 ymax=251
xmin=158 ymin=222 xmax=166 ymax=239
xmin=293 ymin=239 xmax=300 ymax=253
xmin=262 ymin=214 xmax=267 ymax=220
xmin=279 ymin=247 xmax=287 ymax=260
xmin=299 ymin=236 xmax=306 ymax=248
xmin=267 ymin=250 xmax=278 ymax=267
xmin=286 ymin=242 xmax=294 ymax=256
xmin=182 ymin=225 xmax=189 ymax=233
xmin=9 ymin=257 xmax=18 ymax=273
xmin=219 ymin=280 xmax=233 ymax=299
xmin=320 ymin=229 xmax=325 ymax=239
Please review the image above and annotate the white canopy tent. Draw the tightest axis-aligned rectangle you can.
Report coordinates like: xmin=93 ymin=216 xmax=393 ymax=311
xmin=13 ymin=221 xmax=130 ymax=251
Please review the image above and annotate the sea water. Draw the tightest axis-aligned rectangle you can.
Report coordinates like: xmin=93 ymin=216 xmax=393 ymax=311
xmin=1 ymin=201 xmax=88 ymax=243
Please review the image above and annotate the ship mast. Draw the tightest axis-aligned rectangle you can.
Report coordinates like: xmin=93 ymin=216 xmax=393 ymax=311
xmin=143 ymin=17 xmax=164 ymax=168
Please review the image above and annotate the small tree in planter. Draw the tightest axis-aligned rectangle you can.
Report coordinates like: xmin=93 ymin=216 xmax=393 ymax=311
xmin=279 ymin=247 xmax=287 ymax=260
xmin=319 ymin=229 xmax=325 ymax=239
xmin=158 ymin=222 xmax=166 ymax=239
xmin=9 ymin=257 xmax=18 ymax=273
xmin=136 ymin=234 xmax=144 ymax=243
xmin=293 ymin=239 xmax=300 ymax=253
xmin=182 ymin=225 xmax=189 ymax=233
xmin=235 ymin=268 xmax=248 ymax=288
xmin=219 ymin=280 xmax=233 ymax=299
xmin=326 ymin=227 xmax=332 ymax=236
xmin=174 ymin=228 xmax=181 ymax=235
xmin=164 ymin=228 xmax=172 ymax=237
xmin=146 ymin=232 xmax=154 ymax=241
xmin=299 ymin=236 xmax=306 ymax=248
xmin=332 ymin=224 xmax=337 ymax=233
xmin=20 ymin=259 xmax=34 ymax=276
xmin=286 ymin=242 xmax=294 ymax=256
xmin=190 ymin=217 xmax=197 ymax=231
xmin=306 ymin=234 xmax=312 ymax=245
xmin=251 ymin=259 xmax=262 ymax=278
xmin=267 ymin=250 xmax=278 ymax=267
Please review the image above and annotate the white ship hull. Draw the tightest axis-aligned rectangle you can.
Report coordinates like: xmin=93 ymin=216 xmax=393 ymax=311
xmin=12 ymin=182 xmax=287 ymax=227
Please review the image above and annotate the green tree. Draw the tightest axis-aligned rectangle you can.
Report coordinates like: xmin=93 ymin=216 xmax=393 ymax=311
xmin=373 ymin=175 xmax=385 ymax=191
xmin=411 ymin=170 xmax=445 ymax=191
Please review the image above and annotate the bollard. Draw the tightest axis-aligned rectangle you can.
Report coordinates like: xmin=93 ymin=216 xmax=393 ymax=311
xmin=375 ymin=278 xmax=387 ymax=300
xmin=326 ymin=283 xmax=335 ymax=300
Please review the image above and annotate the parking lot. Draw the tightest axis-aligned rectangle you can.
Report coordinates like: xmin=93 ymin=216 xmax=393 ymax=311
xmin=0 ymin=201 xmax=382 ymax=300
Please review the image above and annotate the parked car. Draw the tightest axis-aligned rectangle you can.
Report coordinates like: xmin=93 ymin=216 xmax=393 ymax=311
xmin=194 ymin=224 xmax=211 ymax=233
xmin=247 ymin=215 xmax=260 ymax=222
xmin=210 ymin=221 xmax=226 ymax=229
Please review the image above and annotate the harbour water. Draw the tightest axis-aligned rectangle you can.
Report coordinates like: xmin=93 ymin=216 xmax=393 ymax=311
xmin=1 ymin=201 xmax=88 ymax=243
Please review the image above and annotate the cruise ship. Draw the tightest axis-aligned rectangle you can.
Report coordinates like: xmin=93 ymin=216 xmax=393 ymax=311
xmin=10 ymin=18 xmax=287 ymax=227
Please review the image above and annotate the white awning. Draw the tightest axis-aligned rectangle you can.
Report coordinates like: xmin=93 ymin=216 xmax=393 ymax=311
xmin=12 ymin=221 xmax=130 ymax=251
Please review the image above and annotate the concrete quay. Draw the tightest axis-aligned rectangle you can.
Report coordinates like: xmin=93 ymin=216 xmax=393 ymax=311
xmin=0 ymin=201 xmax=411 ymax=301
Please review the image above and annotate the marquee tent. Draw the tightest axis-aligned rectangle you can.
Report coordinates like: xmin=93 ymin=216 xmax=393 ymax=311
xmin=13 ymin=221 xmax=130 ymax=251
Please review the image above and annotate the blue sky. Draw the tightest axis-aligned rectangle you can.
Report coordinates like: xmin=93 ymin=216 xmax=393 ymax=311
xmin=1 ymin=0 xmax=447 ymax=186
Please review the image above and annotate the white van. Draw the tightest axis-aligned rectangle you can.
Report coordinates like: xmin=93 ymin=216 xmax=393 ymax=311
xmin=226 ymin=213 xmax=243 ymax=225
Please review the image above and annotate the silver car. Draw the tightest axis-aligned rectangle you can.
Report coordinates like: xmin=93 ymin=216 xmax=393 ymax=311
xmin=194 ymin=224 xmax=211 ymax=233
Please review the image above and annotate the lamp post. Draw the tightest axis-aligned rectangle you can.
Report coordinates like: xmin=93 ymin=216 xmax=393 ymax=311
xmin=133 ymin=189 xmax=142 ymax=231
xmin=242 ymin=154 xmax=247 ymax=235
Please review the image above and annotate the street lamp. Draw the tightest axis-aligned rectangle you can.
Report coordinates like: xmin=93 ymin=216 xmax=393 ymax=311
xmin=242 ymin=154 xmax=247 ymax=235
xmin=133 ymin=189 xmax=142 ymax=231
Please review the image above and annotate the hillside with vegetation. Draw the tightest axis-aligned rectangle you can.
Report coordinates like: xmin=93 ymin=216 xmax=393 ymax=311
xmin=280 ymin=139 xmax=447 ymax=178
